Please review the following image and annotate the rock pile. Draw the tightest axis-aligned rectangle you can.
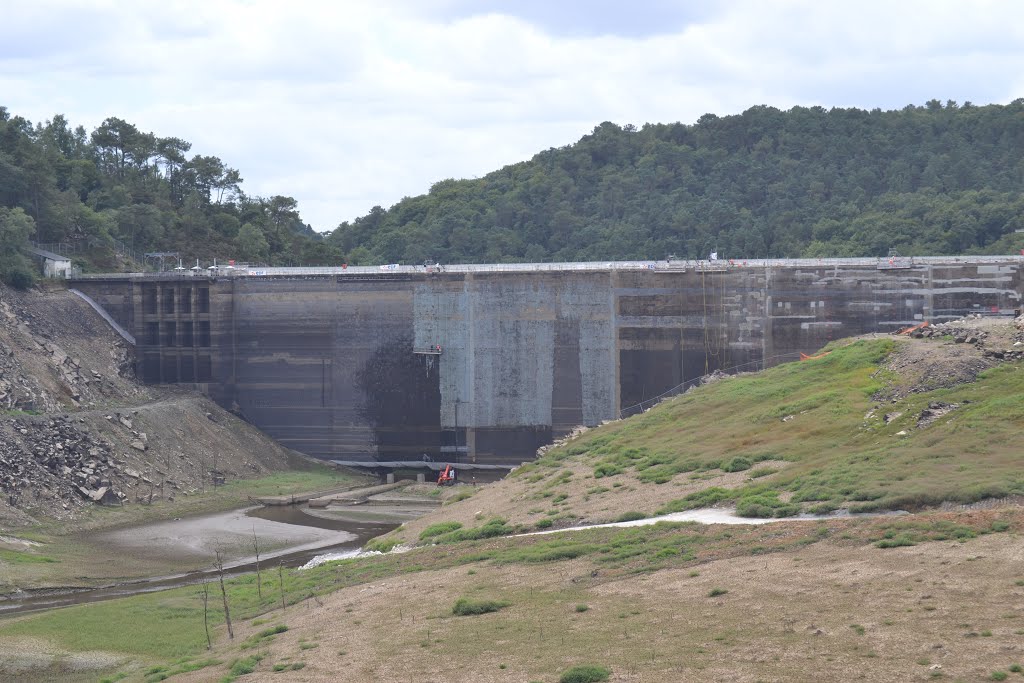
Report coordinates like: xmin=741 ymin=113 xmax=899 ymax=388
xmin=902 ymin=316 xmax=1024 ymax=361
xmin=0 ymin=415 xmax=126 ymax=514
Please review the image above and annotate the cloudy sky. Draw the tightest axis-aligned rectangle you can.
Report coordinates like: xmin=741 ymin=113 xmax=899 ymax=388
xmin=3 ymin=0 xmax=1023 ymax=231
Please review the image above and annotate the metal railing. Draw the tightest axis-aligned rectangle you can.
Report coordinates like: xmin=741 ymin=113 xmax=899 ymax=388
xmin=68 ymin=254 xmax=1024 ymax=280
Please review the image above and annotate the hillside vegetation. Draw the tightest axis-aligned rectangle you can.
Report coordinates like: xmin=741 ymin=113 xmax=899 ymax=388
xmin=385 ymin=324 xmax=1024 ymax=546
xmin=0 ymin=107 xmax=334 ymax=286
xmin=329 ymin=99 xmax=1024 ymax=264
xmin=4 ymin=100 xmax=1024 ymax=289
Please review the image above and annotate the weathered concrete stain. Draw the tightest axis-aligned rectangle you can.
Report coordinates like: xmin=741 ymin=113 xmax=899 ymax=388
xmin=73 ymin=259 xmax=1023 ymax=465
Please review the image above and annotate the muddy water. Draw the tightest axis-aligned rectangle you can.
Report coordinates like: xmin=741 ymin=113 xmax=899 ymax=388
xmin=0 ymin=506 xmax=397 ymax=616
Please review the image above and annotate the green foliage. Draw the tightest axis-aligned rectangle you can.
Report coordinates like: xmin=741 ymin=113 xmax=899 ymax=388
xmin=0 ymin=108 xmax=341 ymax=273
xmin=242 ymin=623 xmax=288 ymax=649
xmin=0 ymin=207 xmax=36 ymax=288
xmin=433 ymin=518 xmax=515 ymax=543
xmin=559 ymin=664 xmax=611 ymax=683
xmin=444 ymin=489 xmax=475 ymax=505
xmin=535 ymin=518 xmax=553 ymax=529
xmin=224 ymin=654 xmax=263 ymax=681
xmin=5 ymin=102 xmax=1024 ymax=272
xmin=708 ymin=587 xmax=728 ymax=597
xmin=0 ymin=549 xmax=58 ymax=564
xmin=734 ymin=490 xmax=800 ymax=518
xmin=419 ymin=521 xmax=464 ymax=540
xmin=748 ymin=467 xmax=779 ymax=479
xmin=615 ymin=511 xmax=646 ymax=523
xmin=452 ymin=597 xmax=511 ymax=616
xmin=722 ymin=457 xmax=753 ymax=473
xmin=325 ymin=101 xmax=1024 ymax=264
xmin=364 ymin=537 xmax=402 ymax=553
xmin=257 ymin=624 xmax=288 ymax=638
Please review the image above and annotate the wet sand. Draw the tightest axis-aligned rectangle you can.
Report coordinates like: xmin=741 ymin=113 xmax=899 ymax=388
xmin=94 ymin=506 xmax=356 ymax=564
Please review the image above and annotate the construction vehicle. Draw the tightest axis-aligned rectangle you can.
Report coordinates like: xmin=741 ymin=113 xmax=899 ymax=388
xmin=437 ymin=464 xmax=457 ymax=486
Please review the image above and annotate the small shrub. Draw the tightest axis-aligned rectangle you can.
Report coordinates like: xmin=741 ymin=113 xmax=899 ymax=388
xmin=364 ymin=537 xmax=402 ymax=553
xmin=437 ymin=518 xmax=514 ymax=543
xmin=420 ymin=521 xmax=464 ymax=540
xmin=452 ymin=598 xmax=511 ymax=616
xmin=850 ymin=624 xmax=866 ymax=635
xmin=1008 ymin=663 xmax=1022 ymax=673
xmin=257 ymin=624 xmax=288 ymax=638
xmin=748 ymin=467 xmax=779 ymax=479
xmin=992 ymin=520 xmax=1011 ymax=532
xmin=559 ymin=664 xmax=611 ymax=683
xmin=445 ymin=489 xmax=475 ymax=504
xmin=575 ymin=604 xmax=589 ymax=613
xmin=722 ymin=457 xmax=752 ymax=473
xmin=615 ymin=511 xmax=646 ymax=523
xmin=535 ymin=518 xmax=553 ymax=529
xmin=876 ymin=535 xmax=916 ymax=549
xmin=226 ymin=654 xmax=263 ymax=680
xmin=992 ymin=672 xmax=1008 ymax=681
xmin=708 ymin=588 xmax=728 ymax=597
xmin=2 ymin=265 xmax=36 ymax=291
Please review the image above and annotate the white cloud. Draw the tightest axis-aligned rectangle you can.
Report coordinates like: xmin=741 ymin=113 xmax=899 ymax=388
xmin=2 ymin=0 xmax=1023 ymax=231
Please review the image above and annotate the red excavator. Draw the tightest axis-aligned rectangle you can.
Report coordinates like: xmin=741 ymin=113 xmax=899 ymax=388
xmin=437 ymin=464 xmax=457 ymax=486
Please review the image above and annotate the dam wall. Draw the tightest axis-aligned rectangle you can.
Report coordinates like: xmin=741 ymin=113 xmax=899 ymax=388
xmin=72 ymin=257 xmax=1024 ymax=465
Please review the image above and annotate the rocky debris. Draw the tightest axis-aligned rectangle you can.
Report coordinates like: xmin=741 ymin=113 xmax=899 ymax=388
xmin=535 ymin=424 xmax=590 ymax=457
xmin=917 ymin=401 xmax=960 ymax=429
xmin=906 ymin=315 xmax=1024 ymax=360
xmin=0 ymin=415 xmax=128 ymax=515
xmin=0 ymin=283 xmax=300 ymax=524
xmin=0 ymin=288 xmax=139 ymax=413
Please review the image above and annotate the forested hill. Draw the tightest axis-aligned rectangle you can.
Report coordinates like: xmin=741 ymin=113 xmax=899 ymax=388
xmin=0 ymin=106 xmax=334 ymax=288
xmin=327 ymin=99 xmax=1024 ymax=264
xmin=3 ymin=101 xmax=1024 ymax=289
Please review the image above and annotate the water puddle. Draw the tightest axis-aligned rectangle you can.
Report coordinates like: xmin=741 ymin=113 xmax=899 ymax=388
xmin=525 ymin=507 xmax=905 ymax=536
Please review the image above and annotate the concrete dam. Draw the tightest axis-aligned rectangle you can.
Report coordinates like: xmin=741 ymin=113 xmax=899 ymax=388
xmin=71 ymin=257 xmax=1023 ymax=465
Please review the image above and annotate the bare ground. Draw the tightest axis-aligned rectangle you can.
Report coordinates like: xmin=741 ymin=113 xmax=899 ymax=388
xmin=0 ymin=283 xmax=316 ymax=531
xmin=170 ymin=509 xmax=1024 ymax=683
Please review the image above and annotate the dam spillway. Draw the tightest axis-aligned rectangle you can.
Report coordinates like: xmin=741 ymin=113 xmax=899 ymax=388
xmin=72 ymin=257 xmax=1024 ymax=465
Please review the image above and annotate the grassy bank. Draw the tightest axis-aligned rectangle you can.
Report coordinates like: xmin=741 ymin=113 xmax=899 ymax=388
xmin=0 ymin=507 xmax=1016 ymax=681
xmin=518 ymin=338 xmax=1024 ymax=520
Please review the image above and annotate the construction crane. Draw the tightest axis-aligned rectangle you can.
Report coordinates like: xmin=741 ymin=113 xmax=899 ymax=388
xmin=437 ymin=464 xmax=457 ymax=486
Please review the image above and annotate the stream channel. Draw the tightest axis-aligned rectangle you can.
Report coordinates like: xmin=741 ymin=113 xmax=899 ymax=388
xmin=0 ymin=506 xmax=398 ymax=617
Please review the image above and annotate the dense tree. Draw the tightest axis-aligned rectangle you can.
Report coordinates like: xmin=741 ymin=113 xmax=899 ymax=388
xmin=326 ymin=100 xmax=1024 ymax=262
xmin=0 ymin=207 xmax=37 ymax=288
xmin=2 ymin=101 xmax=1024 ymax=277
xmin=0 ymin=107 xmax=341 ymax=271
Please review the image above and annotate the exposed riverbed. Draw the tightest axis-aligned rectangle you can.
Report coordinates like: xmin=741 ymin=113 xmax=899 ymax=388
xmin=0 ymin=505 xmax=397 ymax=616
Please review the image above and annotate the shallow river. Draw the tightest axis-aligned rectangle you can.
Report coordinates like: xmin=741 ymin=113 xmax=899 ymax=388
xmin=0 ymin=506 xmax=397 ymax=616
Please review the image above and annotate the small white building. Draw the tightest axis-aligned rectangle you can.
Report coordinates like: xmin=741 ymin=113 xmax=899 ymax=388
xmin=28 ymin=247 xmax=72 ymax=278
